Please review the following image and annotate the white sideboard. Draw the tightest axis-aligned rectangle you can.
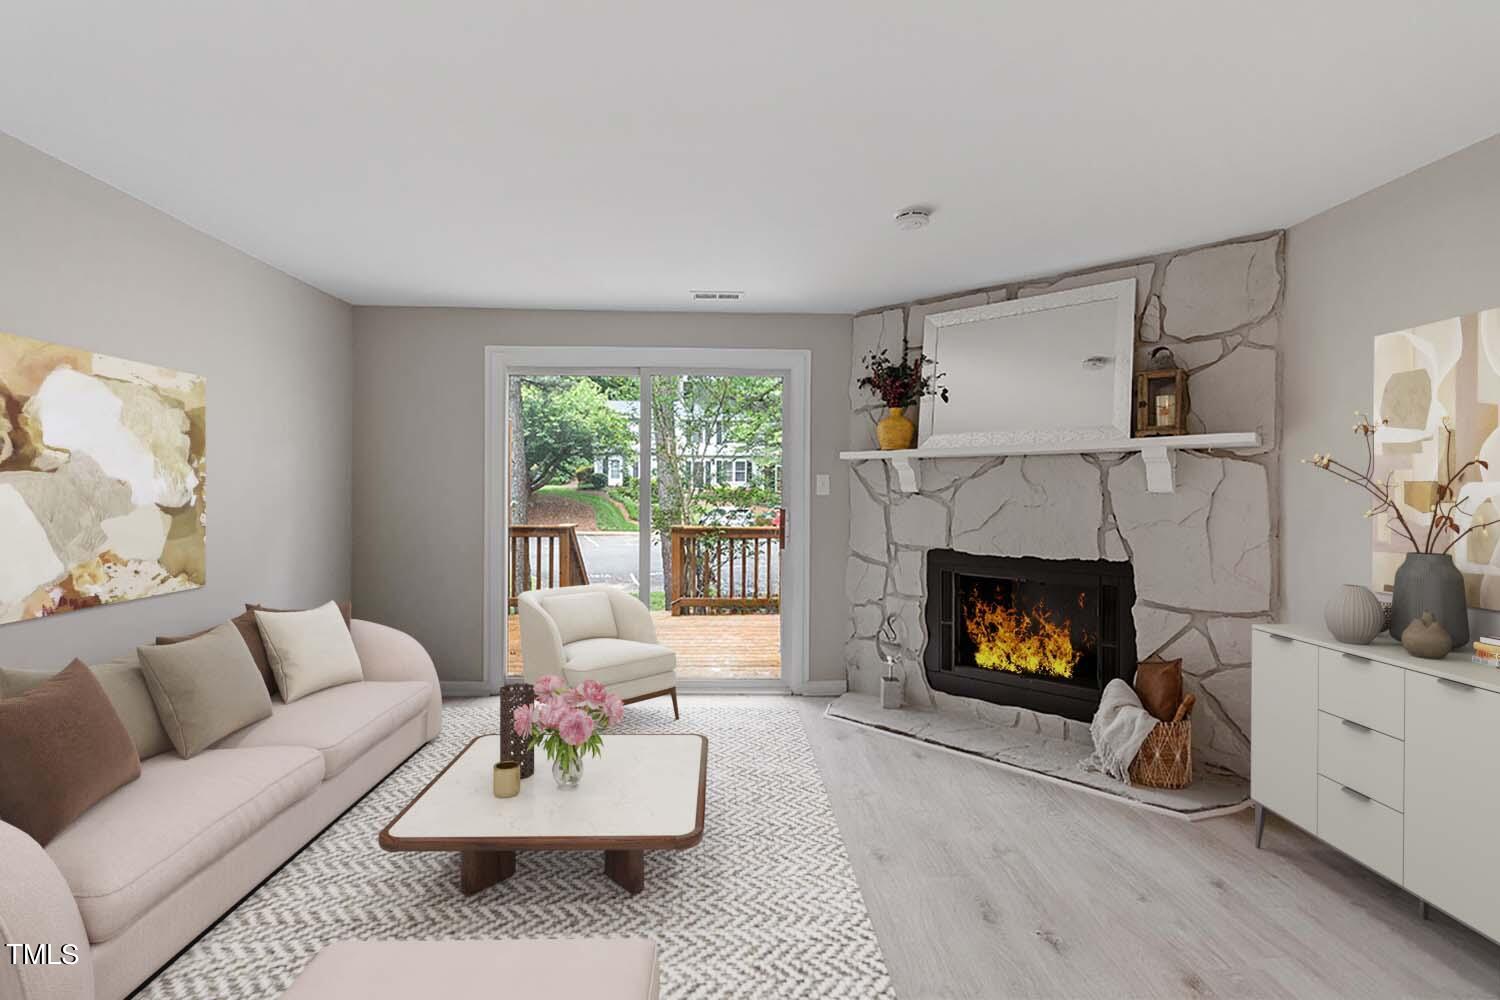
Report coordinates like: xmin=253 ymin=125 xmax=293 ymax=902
xmin=1251 ymin=624 xmax=1500 ymax=944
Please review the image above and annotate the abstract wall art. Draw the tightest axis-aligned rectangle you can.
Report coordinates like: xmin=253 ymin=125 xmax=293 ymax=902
xmin=1372 ymin=307 xmax=1500 ymax=608
xmin=0 ymin=332 xmax=205 ymax=624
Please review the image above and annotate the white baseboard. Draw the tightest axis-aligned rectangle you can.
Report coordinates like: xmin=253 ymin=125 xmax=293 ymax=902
xmin=440 ymin=680 xmax=495 ymax=698
xmin=794 ymin=679 xmax=849 ymax=697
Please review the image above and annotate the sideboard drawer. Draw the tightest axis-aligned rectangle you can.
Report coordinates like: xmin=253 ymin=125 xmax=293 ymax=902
xmin=1318 ymin=648 xmax=1404 ymax=737
xmin=1317 ymin=775 xmax=1404 ymax=884
xmin=1317 ymin=711 xmax=1403 ymax=811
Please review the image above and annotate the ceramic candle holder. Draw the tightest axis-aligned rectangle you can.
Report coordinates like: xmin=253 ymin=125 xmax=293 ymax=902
xmin=492 ymin=761 xmax=521 ymax=798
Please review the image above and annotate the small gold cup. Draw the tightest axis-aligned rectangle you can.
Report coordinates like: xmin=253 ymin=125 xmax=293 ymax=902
xmin=493 ymin=761 xmax=521 ymax=798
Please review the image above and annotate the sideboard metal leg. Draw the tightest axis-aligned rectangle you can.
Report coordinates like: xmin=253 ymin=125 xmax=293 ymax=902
xmin=1253 ymin=802 xmax=1266 ymax=849
xmin=1419 ymin=899 xmax=1430 ymax=921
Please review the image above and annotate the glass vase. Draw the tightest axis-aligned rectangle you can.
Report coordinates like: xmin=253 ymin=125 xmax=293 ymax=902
xmin=552 ymin=756 xmax=583 ymax=790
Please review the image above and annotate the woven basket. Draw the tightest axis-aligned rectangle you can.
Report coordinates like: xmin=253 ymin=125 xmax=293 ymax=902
xmin=1129 ymin=719 xmax=1192 ymax=789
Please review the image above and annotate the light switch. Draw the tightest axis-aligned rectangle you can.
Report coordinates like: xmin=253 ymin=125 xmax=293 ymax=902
xmin=815 ymin=474 xmax=830 ymax=496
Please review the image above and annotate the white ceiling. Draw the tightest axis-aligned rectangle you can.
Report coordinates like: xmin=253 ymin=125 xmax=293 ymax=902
xmin=3 ymin=2 xmax=1499 ymax=313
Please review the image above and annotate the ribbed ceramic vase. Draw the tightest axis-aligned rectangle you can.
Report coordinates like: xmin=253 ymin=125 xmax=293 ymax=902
xmin=876 ymin=407 xmax=916 ymax=450
xmin=1390 ymin=553 xmax=1469 ymax=647
xmin=1322 ymin=584 xmax=1384 ymax=644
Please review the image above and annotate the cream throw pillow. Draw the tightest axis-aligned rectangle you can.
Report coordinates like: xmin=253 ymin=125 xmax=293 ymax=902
xmin=137 ymin=623 xmax=273 ymax=758
xmin=539 ymin=590 xmax=618 ymax=645
xmin=254 ymin=601 xmax=364 ymax=703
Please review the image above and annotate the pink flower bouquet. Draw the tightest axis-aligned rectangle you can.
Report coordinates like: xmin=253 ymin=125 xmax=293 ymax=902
xmin=512 ymin=676 xmax=625 ymax=788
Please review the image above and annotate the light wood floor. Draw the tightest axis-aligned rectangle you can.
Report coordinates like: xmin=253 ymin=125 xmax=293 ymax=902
xmin=507 ymin=611 xmax=781 ymax=680
xmin=792 ymin=698 xmax=1500 ymax=1000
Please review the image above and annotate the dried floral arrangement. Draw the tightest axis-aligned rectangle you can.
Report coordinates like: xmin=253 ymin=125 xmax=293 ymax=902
xmin=857 ymin=341 xmax=950 ymax=409
xmin=1305 ymin=412 xmax=1500 ymax=554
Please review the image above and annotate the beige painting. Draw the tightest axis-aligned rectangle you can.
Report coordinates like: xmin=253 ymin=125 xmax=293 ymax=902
xmin=1372 ymin=308 xmax=1500 ymax=608
xmin=0 ymin=332 xmax=205 ymax=624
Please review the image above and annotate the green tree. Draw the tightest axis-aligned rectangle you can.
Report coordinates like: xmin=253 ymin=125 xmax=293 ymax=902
xmin=520 ymin=376 xmax=634 ymax=492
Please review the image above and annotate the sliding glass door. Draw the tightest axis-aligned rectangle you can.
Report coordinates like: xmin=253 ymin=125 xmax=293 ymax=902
xmin=503 ymin=365 xmax=789 ymax=685
xmin=647 ymin=372 xmax=784 ymax=681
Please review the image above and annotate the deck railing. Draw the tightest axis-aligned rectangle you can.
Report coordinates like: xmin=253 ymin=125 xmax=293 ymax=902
xmin=509 ymin=524 xmax=589 ymax=606
xmin=669 ymin=525 xmax=781 ymax=615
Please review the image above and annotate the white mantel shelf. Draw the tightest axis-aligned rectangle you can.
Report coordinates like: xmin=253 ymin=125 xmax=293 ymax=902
xmin=839 ymin=432 xmax=1261 ymax=494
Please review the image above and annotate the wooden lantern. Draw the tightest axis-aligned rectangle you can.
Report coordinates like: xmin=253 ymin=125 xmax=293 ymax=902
xmin=1135 ymin=347 xmax=1189 ymax=437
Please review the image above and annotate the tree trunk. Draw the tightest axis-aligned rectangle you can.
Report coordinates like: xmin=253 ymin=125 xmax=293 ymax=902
xmin=653 ymin=377 xmax=681 ymax=609
xmin=508 ymin=377 xmax=529 ymax=525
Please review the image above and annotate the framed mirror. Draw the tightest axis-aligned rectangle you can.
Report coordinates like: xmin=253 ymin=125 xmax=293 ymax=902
xmin=918 ymin=278 xmax=1136 ymax=448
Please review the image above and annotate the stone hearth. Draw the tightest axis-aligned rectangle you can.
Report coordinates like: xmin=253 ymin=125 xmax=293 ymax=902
xmin=845 ymin=232 xmax=1283 ymax=778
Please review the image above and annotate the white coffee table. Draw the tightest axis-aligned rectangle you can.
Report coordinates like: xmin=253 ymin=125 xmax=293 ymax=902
xmin=379 ymin=733 xmax=706 ymax=896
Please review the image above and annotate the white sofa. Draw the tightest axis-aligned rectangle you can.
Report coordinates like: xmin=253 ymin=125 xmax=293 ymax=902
xmin=0 ymin=619 xmax=443 ymax=1000
xmin=517 ymin=584 xmax=679 ymax=718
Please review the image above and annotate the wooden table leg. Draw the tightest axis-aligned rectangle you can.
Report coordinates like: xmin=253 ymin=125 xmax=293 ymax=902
xmin=460 ymin=850 xmax=516 ymax=896
xmin=604 ymin=849 xmax=645 ymax=895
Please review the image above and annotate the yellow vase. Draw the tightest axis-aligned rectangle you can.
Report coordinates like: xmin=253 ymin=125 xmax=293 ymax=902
xmin=876 ymin=407 xmax=916 ymax=450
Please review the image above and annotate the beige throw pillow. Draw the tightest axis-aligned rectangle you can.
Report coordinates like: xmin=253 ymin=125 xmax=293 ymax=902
xmin=137 ymin=623 xmax=273 ymax=758
xmin=1 ymin=657 xmax=172 ymax=760
xmin=254 ymin=601 xmax=364 ymax=703
xmin=540 ymin=590 xmax=618 ymax=645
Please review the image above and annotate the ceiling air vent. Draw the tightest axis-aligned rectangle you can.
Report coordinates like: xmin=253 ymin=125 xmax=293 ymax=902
xmin=691 ymin=290 xmax=744 ymax=302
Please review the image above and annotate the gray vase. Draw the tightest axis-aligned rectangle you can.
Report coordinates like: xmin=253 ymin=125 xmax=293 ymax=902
xmin=1390 ymin=553 xmax=1469 ymax=647
xmin=1323 ymin=584 xmax=1384 ymax=644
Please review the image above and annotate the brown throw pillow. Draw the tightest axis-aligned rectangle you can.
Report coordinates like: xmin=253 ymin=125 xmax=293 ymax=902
xmin=157 ymin=608 xmax=278 ymax=696
xmin=1133 ymin=657 xmax=1184 ymax=722
xmin=0 ymin=660 xmax=141 ymax=845
xmin=1 ymin=658 xmax=172 ymax=760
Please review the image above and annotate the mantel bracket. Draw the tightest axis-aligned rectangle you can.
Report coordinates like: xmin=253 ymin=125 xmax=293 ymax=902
xmin=1140 ymin=444 xmax=1176 ymax=493
xmin=889 ymin=456 xmax=921 ymax=493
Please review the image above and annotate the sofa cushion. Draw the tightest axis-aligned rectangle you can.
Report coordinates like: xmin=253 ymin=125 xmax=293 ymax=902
xmin=541 ymin=590 xmax=618 ymax=645
xmin=283 ymin=938 xmax=660 ymax=1000
xmin=562 ymin=638 xmax=676 ymax=688
xmin=215 ymin=681 xmax=430 ymax=779
xmin=137 ymin=622 xmax=274 ymax=758
xmin=46 ymin=745 xmax=323 ymax=943
xmin=0 ymin=661 xmax=142 ymax=846
xmin=254 ymin=602 xmax=364 ymax=703
xmin=2 ymin=655 xmax=172 ymax=760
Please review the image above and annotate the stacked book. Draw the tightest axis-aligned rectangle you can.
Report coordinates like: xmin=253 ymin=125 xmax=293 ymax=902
xmin=1473 ymin=637 xmax=1500 ymax=666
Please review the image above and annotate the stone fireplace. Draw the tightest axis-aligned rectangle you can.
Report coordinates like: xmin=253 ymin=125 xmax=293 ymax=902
xmin=845 ymin=232 xmax=1285 ymax=778
xmin=924 ymin=550 xmax=1136 ymax=721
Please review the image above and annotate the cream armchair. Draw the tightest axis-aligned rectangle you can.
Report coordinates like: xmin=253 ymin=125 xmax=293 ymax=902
xmin=517 ymin=584 xmax=680 ymax=718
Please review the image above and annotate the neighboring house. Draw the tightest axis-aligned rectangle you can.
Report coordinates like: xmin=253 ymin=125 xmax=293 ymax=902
xmin=590 ymin=398 xmax=780 ymax=492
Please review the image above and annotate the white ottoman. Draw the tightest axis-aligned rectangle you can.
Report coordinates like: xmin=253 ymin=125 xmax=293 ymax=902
xmin=282 ymin=939 xmax=660 ymax=1000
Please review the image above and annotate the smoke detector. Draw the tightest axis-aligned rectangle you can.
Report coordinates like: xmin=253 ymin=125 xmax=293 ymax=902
xmin=893 ymin=207 xmax=932 ymax=231
xmin=691 ymin=290 xmax=744 ymax=302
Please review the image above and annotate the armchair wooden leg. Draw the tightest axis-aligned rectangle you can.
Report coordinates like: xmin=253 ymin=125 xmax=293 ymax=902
xmin=670 ymin=687 xmax=679 ymax=720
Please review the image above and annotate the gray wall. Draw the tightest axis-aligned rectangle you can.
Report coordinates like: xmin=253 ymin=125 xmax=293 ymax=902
xmin=0 ymin=133 xmax=354 ymax=669
xmin=1283 ymin=135 xmax=1500 ymax=633
xmin=351 ymin=308 xmax=852 ymax=687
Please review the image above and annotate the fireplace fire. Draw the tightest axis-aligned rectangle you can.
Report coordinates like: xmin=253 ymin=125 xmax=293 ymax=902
xmin=925 ymin=551 xmax=1135 ymax=721
xmin=961 ymin=587 xmax=1091 ymax=679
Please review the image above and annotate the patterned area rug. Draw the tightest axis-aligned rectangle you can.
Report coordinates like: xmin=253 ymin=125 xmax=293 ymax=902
xmin=138 ymin=696 xmax=893 ymax=999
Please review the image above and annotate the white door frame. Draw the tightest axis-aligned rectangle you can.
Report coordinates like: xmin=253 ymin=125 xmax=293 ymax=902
xmin=483 ymin=345 xmax=812 ymax=694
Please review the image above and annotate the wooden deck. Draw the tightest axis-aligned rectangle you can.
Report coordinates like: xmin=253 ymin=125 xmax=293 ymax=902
xmin=507 ymin=610 xmax=781 ymax=680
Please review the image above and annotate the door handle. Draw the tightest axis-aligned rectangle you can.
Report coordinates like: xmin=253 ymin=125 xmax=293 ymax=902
xmin=1340 ymin=785 xmax=1371 ymax=803
xmin=1340 ymin=718 xmax=1371 ymax=733
xmin=1438 ymin=677 xmax=1478 ymax=692
xmin=1267 ymin=633 xmax=1294 ymax=642
xmin=1341 ymin=652 xmax=1371 ymax=664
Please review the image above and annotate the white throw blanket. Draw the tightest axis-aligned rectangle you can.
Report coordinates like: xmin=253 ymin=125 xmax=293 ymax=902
xmin=1084 ymin=678 xmax=1159 ymax=783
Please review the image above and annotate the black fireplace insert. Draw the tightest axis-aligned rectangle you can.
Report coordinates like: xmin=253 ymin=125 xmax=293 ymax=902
xmin=924 ymin=550 xmax=1136 ymax=721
